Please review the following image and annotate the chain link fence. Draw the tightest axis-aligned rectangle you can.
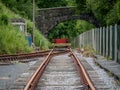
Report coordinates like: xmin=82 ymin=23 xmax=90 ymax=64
xmin=74 ymin=24 xmax=120 ymax=64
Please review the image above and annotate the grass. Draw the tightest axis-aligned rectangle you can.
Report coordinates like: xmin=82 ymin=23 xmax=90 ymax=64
xmin=34 ymin=29 xmax=50 ymax=50
xmin=0 ymin=25 xmax=32 ymax=54
xmin=0 ymin=2 xmax=50 ymax=54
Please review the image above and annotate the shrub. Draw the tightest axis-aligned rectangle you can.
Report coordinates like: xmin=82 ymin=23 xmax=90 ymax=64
xmin=34 ymin=29 xmax=50 ymax=50
xmin=0 ymin=25 xmax=32 ymax=54
xmin=0 ymin=14 xmax=8 ymax=25
xmin=26 ymin=20 xmax=50 ymax=50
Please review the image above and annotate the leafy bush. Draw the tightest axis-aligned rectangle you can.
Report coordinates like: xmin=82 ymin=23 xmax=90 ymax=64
xmin=1 ymin=0 xmax=33 ymax=19
xmin=0 ymin=2 xmax=50 ymax=54
xmin=0 ymin=14 xmax=8 ymax=25
xmin=106 ymin=0 xmax=120 ymax=25
xmin=48 ymin=20 xmax=94 ymax=42
xmin=0 ymin=25 xmax=32 ymax=54
xmin=26 ymin=20 xmax=50 ymax=50
xmin=34 ymin=29 xmax=50 ymax=50
xmin=36 ymin=0 xmax=67 ymax=8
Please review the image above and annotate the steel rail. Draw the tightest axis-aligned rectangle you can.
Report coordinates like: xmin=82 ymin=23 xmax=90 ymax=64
xmin=21 ymin=46 xmax=95 ymax=90
xmin=0 ymin=50 xmax=51 ymax=64
xmin=69 ymin=48 xmax=96 ymax=90
xmin=0 ymin=50 xmax=69 ymax=65
xmin=23 ymin=47 xmax=55 ymax=90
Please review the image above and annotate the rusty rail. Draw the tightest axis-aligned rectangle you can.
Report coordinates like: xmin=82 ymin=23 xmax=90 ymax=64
xmin=69 ymin=48 xmax=96 ymax=90
xmin=23 ymin=46 xmax=96 ymax=90
xmin=0 ymin=49 xmax=70 ymax=64
xmin=23 ymin=47 xmax=55 ymax=90
xmin=0 ymin=50 xmax=55 ymax=64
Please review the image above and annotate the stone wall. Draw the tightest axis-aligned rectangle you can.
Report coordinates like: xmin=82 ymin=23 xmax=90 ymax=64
xmin=36 ymin=6 xmax=99 ymax=37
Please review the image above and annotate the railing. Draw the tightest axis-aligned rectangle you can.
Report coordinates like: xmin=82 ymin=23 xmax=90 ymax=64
xmin=74 ymin=24 xmax=120 ymax=64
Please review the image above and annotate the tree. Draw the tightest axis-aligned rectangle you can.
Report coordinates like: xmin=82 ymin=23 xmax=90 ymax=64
xmin=75 ymin=0 xmax=119 ymax=26
xmin=106 ymin=0 xmax=120 ymax=25
xmin=48 ymin=20 xmax=94 ymax=42
xmin=75 ymin=0 xmax=86 ymax=13
xmin=36 ymin=0 xmax=67 ymax=8
xmin=0 ymin=14 xmax=8 ymax=25
xmin=1 ymin=0 xmax=33 ymax=19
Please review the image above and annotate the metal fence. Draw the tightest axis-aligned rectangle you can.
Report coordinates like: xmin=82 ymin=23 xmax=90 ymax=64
xmin=74 ymin=24 xmax=120 ymax=64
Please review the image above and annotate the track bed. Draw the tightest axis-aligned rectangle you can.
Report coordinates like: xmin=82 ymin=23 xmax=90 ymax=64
xmin=36 ymin=54 xmax=83 ymax=90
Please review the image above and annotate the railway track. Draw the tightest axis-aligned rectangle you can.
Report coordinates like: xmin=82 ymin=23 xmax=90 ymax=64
xmin=22 ymin=46 xmax=96 ymax=90
xmin=9 ymin=46 xmax=114 ymax=90
xmin=0 ymin=50 xmax=69 ymax=64
xmin=0 ymin=50 xmax=49 ymax=64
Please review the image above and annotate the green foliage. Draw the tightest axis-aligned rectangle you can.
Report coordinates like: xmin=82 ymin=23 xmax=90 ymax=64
xmin=75 ymin=20 xmax=95 ymax=33
xmin=48 ymin=20 xmax=94 ymax=42
xmin=75 ymin=0 xmax=119 ymax=26
xmin=34 ymin=30 xmax=50 ymax=50
xmin=1 ymin=0 xmax=33 ymax=19
xmin=48 ymin=21 xmax=76 ymax=41
xmin=106 ymin=0 xmax=120 ymax=25
xmin=0 ymin=2 xmax=20 ymax=18
xmin=0 ymin=25 xmax=32 ymax=54
xmin=1 ymin=0 xmax=119 ymax=26
xmin=36 ymin=0 xmax=67 ymax=8
xmin=0 ymin=14 xmax=8 ymax=25
xmin=26 ymin=20 xmax=50 ymax=50
xmin=0 ymin=2 xmax=50 ymax=52
xmin=0 ymin=0 xmax=67 ymax=19
xmin=65 ymin=0 xmax=76 ymax=6
xmin=89 ymin=0 xmax=115 ymax=25
xmin=0 ymin=0 xmax=119 ymax=53
xmin=75 ymin=0 xmax=86 ymax=13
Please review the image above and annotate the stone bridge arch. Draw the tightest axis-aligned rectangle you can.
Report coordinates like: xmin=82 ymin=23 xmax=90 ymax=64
xmin=36 ymin=6 xmax=99 ymax=36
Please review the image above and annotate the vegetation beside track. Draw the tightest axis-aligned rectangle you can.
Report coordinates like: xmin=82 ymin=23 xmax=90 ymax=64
xmin=0 ymin=25 xmax=32 ymax=54
xmin=0 ymin=2 xmax=50 ymax=54
xmin=0 ymin=0 xmax=120 ymax=54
